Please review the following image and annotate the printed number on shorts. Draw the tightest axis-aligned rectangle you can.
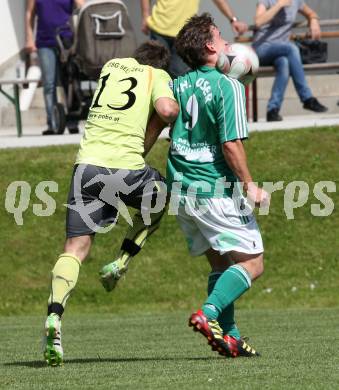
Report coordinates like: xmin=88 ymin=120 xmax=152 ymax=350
xmin=92 ymin=73 xmax=137 ymax=110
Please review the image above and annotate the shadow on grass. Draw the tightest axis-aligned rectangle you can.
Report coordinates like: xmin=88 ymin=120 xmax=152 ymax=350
xmin=3 ymin=356 xmax=216 ymax=368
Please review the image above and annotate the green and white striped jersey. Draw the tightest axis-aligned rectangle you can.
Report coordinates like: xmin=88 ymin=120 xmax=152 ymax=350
xmin=167 ymin=66 xmax=248 ymax=198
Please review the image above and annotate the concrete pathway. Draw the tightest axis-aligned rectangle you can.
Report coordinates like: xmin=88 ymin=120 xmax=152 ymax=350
xmin=0 ymin=114 xmax=338 ymax=149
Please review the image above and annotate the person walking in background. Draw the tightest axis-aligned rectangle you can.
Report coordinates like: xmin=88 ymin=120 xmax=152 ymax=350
xmin=167 ymin=13 xmax=270 ymax=357
xmin=42 ymin=41 xmax=178 ymax=366
xmin=253 ymin=0 xmax=327 ymax=122
xmin=140 ymin=0 xmax=248 ymax=77
xmin=25 ymin=0 xmax=84 ymax=135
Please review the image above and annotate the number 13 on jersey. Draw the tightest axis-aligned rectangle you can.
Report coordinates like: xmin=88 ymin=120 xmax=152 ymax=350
xmin=91 ymin=73 xmax=138 ymax=111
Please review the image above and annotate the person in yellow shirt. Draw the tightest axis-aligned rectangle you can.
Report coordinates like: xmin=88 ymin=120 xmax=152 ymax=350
xmin=42 ymin=41 xmax=179 ymax=367
xmin=140 ymin=0 xmax=248 ymax=76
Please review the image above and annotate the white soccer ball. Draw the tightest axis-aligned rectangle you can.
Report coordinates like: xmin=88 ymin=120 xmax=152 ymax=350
xmin=216 ymin=43 xmax=259 ymax=85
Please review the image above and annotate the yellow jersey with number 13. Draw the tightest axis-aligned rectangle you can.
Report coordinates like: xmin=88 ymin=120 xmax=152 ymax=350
xmin=76 ymin=58 xmax=174 ymax=170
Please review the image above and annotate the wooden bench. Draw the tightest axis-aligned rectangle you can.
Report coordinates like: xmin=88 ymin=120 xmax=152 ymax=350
xmin=0 ymin=78 xmax=40 ymax=137
xmin=235 ymin=19 xmax=339 ymax=122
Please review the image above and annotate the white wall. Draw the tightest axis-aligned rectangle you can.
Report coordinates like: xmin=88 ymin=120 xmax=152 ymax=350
xmin=0 ymin=0 xmax=25 ymax=69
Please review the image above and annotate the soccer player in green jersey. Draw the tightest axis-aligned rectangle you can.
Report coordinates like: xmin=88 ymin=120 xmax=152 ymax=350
xmin=43 ymin=41 xmax=179 ymax=366
xmin=167 ymin=14 xmax=270 ymax=357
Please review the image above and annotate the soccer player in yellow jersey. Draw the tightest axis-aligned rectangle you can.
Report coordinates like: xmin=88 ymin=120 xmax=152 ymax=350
xmin=43 ymin=41 xmax=179 ymax=366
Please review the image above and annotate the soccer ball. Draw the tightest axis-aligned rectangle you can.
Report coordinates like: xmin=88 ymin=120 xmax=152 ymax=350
xmin=216 ymin=43 xmax=259 ymax=85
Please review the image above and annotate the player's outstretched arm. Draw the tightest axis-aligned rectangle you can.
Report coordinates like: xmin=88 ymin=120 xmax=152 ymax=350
xmin=143 ymin=112 xmax=167 ymax=157
xmin=222 ymin=139 xmax=270 ymax=206
xmin=154 ymin=97 xmax=179 ymax=124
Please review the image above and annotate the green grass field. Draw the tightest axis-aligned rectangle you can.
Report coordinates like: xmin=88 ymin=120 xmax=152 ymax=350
xmin=0 ymin=126 xmax=339 ymax=388
xmin=1 ymin=309 xmax=339 ymax=389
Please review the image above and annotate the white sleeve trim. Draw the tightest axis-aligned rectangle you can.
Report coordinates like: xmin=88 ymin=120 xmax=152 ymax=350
xmin=220 ymin=75 xmax=248 ymax=140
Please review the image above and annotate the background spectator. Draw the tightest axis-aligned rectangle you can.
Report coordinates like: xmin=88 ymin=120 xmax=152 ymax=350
xmin=25 ymin=0 xmax=84 ymax=135
xmin=253 ymin=0 xmax=327 ymax=122
xmin=140 ymin=0 xmax=248 ymax=77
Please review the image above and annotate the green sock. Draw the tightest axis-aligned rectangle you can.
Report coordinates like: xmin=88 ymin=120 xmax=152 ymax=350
xmin=207 ymin=272 xmax=240 ymax=339
xmin=203 ymin=264 xmax=251 ymax=321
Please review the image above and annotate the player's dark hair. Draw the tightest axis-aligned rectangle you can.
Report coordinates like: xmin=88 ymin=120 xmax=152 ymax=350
xmin=175 ymin=13 xmax=216 ymax=69
xmin=134 ymin=41 xmax=171 ymax=70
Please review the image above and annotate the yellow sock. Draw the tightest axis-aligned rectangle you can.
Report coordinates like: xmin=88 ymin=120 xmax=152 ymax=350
xmin=48 ymin=253 xmax=81 ymax=310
